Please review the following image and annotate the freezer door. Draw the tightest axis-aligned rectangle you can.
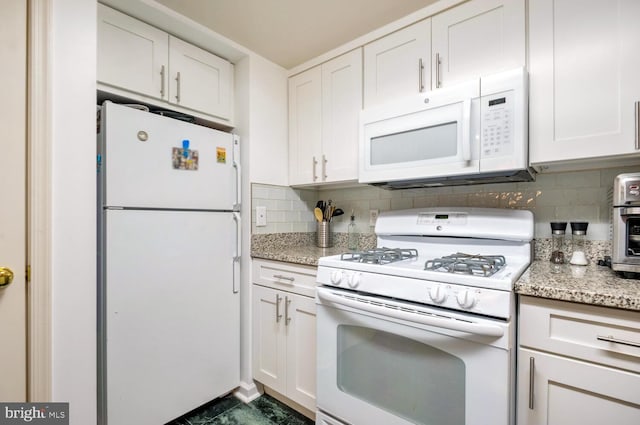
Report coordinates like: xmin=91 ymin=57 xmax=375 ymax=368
xmin=102 ymin=209 xmax=240 ymax=425
xmin=101 ymin=102 xmax=239 ymax=210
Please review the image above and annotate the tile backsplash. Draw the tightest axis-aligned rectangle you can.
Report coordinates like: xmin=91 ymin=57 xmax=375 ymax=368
xmin=251 ymin=165 xmax=639 ymax=240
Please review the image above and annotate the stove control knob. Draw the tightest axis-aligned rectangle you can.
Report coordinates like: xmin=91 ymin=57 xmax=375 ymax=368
xmin=330 ymin=270 xmax=343 ymax=285
xmin=456 ymin=290 xmax=478 ymax=309
xmin=428 ymin=285 xmax=448 ymax=304
xmin=347 ymin=272 xmax=361 ymax=288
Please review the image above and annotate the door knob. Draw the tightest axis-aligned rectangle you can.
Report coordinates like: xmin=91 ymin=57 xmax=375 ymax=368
xmin=0 ymin=267 xmax=14 ymax=288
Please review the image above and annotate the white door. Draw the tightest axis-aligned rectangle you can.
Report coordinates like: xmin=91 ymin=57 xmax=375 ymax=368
xmin=363 ymin=19 xmax=431 ymax=108
xmin=321 ymin=49 xmax=362 ymax=183
xmin=168 ymin=36 xmax=232 ymax=120
xmin=104 ymin=209 xmax=239 ymax=425
xmin=431 ymin=0 xmax=525 ymax=88
xmin=288 ymin=66 xmax=322 ymax=185
xmin=97 ymin=4 xmax=168 ymax=100
xmin=0 ymin=0 xmax=27 ymax=402
xmin=251 ymin=285 xmax=286 ymax=394
xmin=101 ymin=102 xmax=238 ymax=210
xmin=284 ymin=293 xmax=316 ymax=411
xmin=518 ymin=349 xmax=640 ymax=425
xmin=528 ymin=0 xmax=640 ymax=165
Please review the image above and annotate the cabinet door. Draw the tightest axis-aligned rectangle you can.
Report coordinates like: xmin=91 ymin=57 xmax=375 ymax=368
xmin=168 ymin=36 xmax=232 ymax=120
xmin=252 ymin=285 xmax=286 ymax=395
xmin=431 ymin=0 xmax=525 ymax=88
xmin=529 ymin=0 xmax=640 ymax=166
xmin=321 ymin=49 xmax=362 ymax=183
xmin=363 ymin=19 xmax=431 ymax=108
xmin=289 ymin=67 xmax=323 ymax=185
xmin=518 ymin=349 xmax=640 ymax=425
xmin=97 ymin=4 xmax=168 ymax=100
xmin=285 ymin=293 xmax=317 ymax=411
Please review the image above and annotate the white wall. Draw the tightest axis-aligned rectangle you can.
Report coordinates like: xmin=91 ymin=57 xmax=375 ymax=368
xmin=51 ymin=0 xmax=97 ymax=423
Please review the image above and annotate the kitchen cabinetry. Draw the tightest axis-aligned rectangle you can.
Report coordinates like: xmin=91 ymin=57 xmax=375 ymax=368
xmin=528 ymin=0 xmax=640 ymax=167
xmin=289 ymin=49 xmax=362 ymax=186
xmin=97 ymin=4 xmax=233 ymax=123
xmin=517 ymin=297 xmax=640 ymax=425
xmin=252 ymin=260 xmax=317 ymax=411
xmin=363 ymin=19 xmax=431 ymax=109
xmin=363 ymin=0 xmax=524 ymax=107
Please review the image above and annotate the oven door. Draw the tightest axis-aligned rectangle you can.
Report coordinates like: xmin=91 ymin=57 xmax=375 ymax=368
xmin=316 ymin=287 xmax=514 ymax=425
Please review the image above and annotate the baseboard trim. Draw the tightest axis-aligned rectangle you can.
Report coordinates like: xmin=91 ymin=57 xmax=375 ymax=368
xmin=233 ymin=380 xmax=262 ymax=403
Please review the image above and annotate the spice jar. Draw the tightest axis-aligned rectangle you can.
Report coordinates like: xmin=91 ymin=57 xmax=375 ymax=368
xmin=569 ymin=222 xmax=589 ymax=265
xmin=550 ymin=222 xmax=567 ymax=264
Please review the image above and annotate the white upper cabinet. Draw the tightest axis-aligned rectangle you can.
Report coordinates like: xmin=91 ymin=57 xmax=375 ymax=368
xmin=289 ymin=66 xmax=323 ymax=185
xmin=289 ymin=49 xmax=362 ymax=186
xmin=168 ymin=36 xmax=232 ymax=121
xmin=529 ymin=0 xmax=640 ymax=166
xmin=97 ymin=4 xmax=233 ymax=124
xmin=431 ymin=0 xmax=525 ymax=89
xmin=97 ymin=4 xmax=168 ymax=101
xmin=363 ymin=19 xmax=431 ymax=109
xmin=321 ymin=50 xmax=363 ymax=182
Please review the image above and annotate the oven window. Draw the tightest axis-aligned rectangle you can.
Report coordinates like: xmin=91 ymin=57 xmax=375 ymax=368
xmin=370 ymin=121 xmax=458 ymax=165
xmin=627 ymin=218 xmax=640 ymax=256
xmin=337 ymin=325 xmax=465 ymax=425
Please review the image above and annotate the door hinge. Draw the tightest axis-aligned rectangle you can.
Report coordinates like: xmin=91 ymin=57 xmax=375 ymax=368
xmin=26 ymin=265 xmax=31 ymax=283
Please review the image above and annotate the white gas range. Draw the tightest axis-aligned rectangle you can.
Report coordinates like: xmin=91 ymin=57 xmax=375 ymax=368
xmin=315 ymin=207 xmax=533 ymax=425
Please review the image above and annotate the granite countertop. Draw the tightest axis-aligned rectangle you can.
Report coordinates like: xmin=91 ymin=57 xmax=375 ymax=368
xmin=515 ymin=261 xmax=640 ymax=311
xmin=251 ymin=244 xmax=347 ymax=266
xmin=251 ymin=235 xmax=640 ymax=311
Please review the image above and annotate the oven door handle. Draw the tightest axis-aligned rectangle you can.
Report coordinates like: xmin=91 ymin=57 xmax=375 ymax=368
xmin=317 ymin=289 xmax=504 ymax=337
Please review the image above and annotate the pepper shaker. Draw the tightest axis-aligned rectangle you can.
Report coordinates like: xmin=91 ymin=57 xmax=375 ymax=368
xmin=550 ymin=222 xmax=567 ymax=264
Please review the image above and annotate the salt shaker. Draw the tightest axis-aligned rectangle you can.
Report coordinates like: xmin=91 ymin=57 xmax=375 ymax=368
xmin=549 ymin=222 xmax=567 ymax=264
xmin=569 ymin=222 xmax=589 ymax=265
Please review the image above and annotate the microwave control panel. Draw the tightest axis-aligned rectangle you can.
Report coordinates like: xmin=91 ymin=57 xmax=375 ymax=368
xmin=481 ymin=90 xmax=515 ymax=158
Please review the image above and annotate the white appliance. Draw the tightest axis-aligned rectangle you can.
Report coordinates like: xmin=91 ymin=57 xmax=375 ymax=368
xmin=97 ymin=102 xmax=241 ymax=425
xmin=316 ymin=207 xmax=534 ymax=425
xmin=359 ymin=68 xmax=532 ymax=189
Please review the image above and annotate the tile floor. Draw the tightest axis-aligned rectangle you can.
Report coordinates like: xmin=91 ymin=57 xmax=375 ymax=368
xmin=167 ymin=393 xmax=314 ymax=425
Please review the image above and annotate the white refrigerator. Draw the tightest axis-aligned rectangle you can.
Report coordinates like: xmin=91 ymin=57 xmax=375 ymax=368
xmin=97 ymin=102 xmax=241 ymax=425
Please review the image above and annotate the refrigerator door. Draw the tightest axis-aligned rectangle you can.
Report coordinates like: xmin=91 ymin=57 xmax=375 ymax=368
xmin=101 ymin=102 xmax=239 ymax=211
xmin=103 ymin=209 xmax=240 ymax=425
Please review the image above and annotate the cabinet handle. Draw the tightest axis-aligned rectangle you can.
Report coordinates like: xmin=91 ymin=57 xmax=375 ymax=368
xmin=597 ymin=334 xmax=640 ymax=348
xmin=435 ymin=53 xmax=442 ymax=88
xmin=275 ymin=293 xmax=282 ymax=323
xmin=273 ymin=274 xmax=295 ymax=282
xmin=528 ymin=356 xmax=535 ymax=410
xmin=312 ymin=156 xmax=318 ymax=181
xmin=175 ymin=71 xmax=181 ymax=103
xmin=285 ymin=296 xmax=292 ymax=326
xmin=418 ymin=58 xmax=425 ymax=92
xmin=635 ymin=101 xmax=639 ymax=150
xmin=160 ymin=65 xmax=166 ymax=98
xmin=322 ymin=154 xmax=328 ymax=180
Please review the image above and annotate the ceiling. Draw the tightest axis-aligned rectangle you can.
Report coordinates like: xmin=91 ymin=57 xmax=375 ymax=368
xmin=154 ymin=0 xmax=439 ymax=69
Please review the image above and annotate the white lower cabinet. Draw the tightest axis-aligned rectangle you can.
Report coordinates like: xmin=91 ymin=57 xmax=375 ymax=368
xmin=252 ymin=260 xmax=317 ymax=412
xmin=517 ymin=297 xmax=640 ymax=425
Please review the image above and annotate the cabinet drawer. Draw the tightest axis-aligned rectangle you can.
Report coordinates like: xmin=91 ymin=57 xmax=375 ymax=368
xmin=519 ymin=296 xmax=640 ymax=373
xmin=252 ymin=259 xmax=317 ymax=297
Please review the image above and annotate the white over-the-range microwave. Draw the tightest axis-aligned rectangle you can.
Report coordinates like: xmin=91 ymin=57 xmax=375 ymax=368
xmin=359 ymin=67 xmax=533 ymax=189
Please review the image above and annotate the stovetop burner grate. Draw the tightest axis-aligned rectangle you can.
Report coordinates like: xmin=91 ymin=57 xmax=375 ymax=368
xmin=424 ymin=253 xmax=506 ymax=277
xmin=341 ymin=247 xmax=419 ymax=265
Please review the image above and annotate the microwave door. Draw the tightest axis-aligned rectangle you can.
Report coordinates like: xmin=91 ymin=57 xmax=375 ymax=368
xmin=359 ymin=80 xmax=480 ymax=184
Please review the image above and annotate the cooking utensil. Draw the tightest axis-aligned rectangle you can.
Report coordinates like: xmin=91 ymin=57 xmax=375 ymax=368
xmin=314 ymin=207 xmax=324 ymax=222
xmin=332 ymin=208 xmax=344 ymax=217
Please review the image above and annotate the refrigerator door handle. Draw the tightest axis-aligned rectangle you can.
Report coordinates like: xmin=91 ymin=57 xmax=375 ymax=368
xmin=232 ymin=212 xmax=241 ymax=294
xmin=233 ymin=135 xmax=241 ymax=211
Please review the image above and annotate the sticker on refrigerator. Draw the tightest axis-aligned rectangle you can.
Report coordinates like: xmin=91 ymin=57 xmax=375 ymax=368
xmin=216 ymin=147 xmax=227 ymax=164
xmin=172 ymin=147 xmax=199 ymax=170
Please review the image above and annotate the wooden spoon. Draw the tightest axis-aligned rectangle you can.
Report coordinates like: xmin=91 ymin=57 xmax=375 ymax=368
xmin=314 ymin=207 xmax=324 ymax=222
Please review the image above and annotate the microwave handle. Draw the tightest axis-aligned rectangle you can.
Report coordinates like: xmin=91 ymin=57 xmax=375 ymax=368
xmin=462 ymin=98 xmax=472 ymax=163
